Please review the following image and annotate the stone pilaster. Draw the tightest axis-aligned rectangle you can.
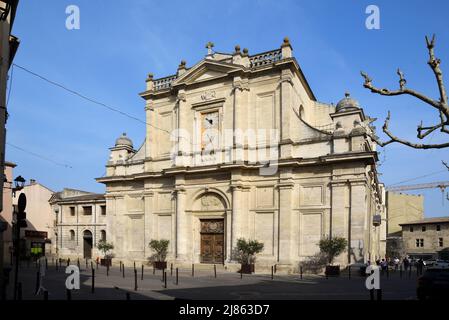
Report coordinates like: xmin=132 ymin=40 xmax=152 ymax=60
xmin=280 ymin=69 xmax=293 ymax=158
xmin=175 ymin=175 xmax=187 ymax=261
xmin=349 ymin=182 xmax=368 ymax=263
xmin=175 ymin=90 xmax=188 ymax=166
xmin=277 ymin=169 xmax=294 ymax=264
xmin=231 ymin=184 xmax=243 ymax=250
xmin=143 ymin=190 xmax=154 ymax=259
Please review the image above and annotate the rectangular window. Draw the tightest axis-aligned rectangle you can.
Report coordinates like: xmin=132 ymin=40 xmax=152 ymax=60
xmin=422 ymin=226 xmax=426 ymax=232
xmin=100 ymin=205 xmax=106 ymax=216
xmin=70 ymin=207 xmax=75 ymax=216
xmin=437 ymin=225 xmax=441 ymax=231
xmin=83 ymin=206 xmax=92 ymax=215
xmin=439 ymin=238 xmax=444 ymax=247
xmin=420 ymin=239 xmax=424 ymax=247
xmin=410 ymin=226 xmax=414 ymax=232
xmin=416 ymin=239 xmax=420 ymax=247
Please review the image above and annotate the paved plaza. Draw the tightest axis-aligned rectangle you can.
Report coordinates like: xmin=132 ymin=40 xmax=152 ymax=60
xmin=3 ymin=261 xmax=419 ymax=300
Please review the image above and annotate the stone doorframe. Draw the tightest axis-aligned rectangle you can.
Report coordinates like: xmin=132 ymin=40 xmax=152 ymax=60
xmin=187 ymin=188 xmax=232 ymax=263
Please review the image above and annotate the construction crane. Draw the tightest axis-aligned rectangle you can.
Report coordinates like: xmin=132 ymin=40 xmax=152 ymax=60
xmin=386 ymin=181 xmax=449 ymax=192
xmin=386 ymin=181 xmax=449 ymax=205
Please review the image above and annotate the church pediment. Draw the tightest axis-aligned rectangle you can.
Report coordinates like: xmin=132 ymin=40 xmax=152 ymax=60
xmin=173 ymin=60 xmax=244 ymax=87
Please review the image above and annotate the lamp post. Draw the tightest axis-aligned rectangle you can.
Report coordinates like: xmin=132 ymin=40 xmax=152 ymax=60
xmin=11 ymin=176 xmax=26 ymax=300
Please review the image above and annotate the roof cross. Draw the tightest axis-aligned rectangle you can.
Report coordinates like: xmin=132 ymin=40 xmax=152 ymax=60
xmin=205 ymin=41 xmax=214 ymax=55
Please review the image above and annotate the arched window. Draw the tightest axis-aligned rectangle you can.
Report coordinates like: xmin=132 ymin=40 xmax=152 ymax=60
xmin=100 ymin=230 xmax=106 ymax=242
xmin=69 ymin=230 xmax=75 ymax=241
xmin=299 ymin=105 xmax=305 ymax=119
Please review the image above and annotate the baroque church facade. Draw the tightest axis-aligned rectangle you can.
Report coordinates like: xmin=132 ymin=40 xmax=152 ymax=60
xmin=96 ymin=38 xmax=386 ymax=271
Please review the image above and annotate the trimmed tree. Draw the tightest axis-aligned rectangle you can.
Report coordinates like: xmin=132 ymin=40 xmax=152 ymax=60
xmin=318 ymin=237 xmax=348 ymax=265
xmin=149 ymin=239 xmax=169 ymax=263
xmin=97 ymin=240 xmax=114 ymax=259
xmin=235 ymin=238 xmax=264 ymax=265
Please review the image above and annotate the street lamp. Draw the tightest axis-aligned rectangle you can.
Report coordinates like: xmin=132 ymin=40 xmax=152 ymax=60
xmin=13 ymin=175 xmax=25 ymax=193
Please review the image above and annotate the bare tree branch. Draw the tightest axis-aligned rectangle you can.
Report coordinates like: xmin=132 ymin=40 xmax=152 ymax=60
xmin=443 ymin=160 xmax=449 ymax=170
xmin=361 ymin=35 xmax=449 ymax=150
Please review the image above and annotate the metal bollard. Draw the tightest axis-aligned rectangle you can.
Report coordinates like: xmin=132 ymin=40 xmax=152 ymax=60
xmin=107 ymin=264 xmax=110 ymax=277
xmin=192 ymin=264 xmax=194 ymax=277
xmin=240 ymin=268 xmax=243 ymax=279
xmin=86 ymin=259 xmax=88 ymax=269
xmin=176 ymin=268 xmax=179 ymax=285
xmin=45 ymin=258 xmax=48 ymax=270
xmin=67 ymin=258 xmax=70 ymax=267
xmin=141 ymin=264 xmax=144 ymax=280
xmin=134 ymin=269 xmax=138 ymax=291
xmin=274 ymin=264 xmax=277 ymax=274
xmin=171 ymin=263 xmax=173 ymax=276
xmin=214 ymin=264 xmax=217 ymax=278
xmin=77 ymin=258 xmax=80 ymax=270
xmin=271 ymin=266 xmax=273 ymax=280
xmin=300 ymin=266 xmax=303 ymax=280
xmin=35 ymin=270 xmax=40 ymax=295
xmin=153 ymin=264 xmax=155 ymax=275
xmin=91 ymin=268 xmax=95 ymax=293
xmin=164 ymin=271 xmax=167 ymax=288
xmin=349 ymin=266 xmax=351 ymax=280
xmin=123 ymin=265 xmax=125 ymax=278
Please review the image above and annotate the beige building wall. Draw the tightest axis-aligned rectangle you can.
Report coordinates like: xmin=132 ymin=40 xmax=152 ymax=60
xmin=12 ymin=180 xmax=55 ymax=256
xmin=51 ymin=191 xmax=106 ymax=260
xmin=0 ymin=1 xmax=19 ymax=213
xmin=401 ymin=219 xmax=449 ymax=258
xmin=387 ymin=192 xmax=424 ymax=236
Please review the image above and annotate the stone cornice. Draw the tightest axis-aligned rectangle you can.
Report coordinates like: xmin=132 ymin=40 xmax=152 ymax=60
xmin=96 ymin=151 xmax=378 ymax=183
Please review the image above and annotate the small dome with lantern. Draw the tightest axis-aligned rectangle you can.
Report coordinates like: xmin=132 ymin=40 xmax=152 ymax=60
xmin=115 ymin=133 xmax=133 ymax=148
xmin=335 ymin=92 xmax=361 ymax=113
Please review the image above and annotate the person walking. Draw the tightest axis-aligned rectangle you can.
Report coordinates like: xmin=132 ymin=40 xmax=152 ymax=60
xmin=394 ymin=257 xmax=400 ymax=271
xmin=403 ymin=257 xmax=410 ymax=271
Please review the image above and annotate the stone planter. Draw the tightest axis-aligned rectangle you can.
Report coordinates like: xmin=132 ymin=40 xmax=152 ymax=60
xmin=325 ymin=265 xmax=340 ymax=276
xmin=100 ymin=258 xmax=112 ymax=267
xmin=154 ymin=261 xmax=167 ymax=270
xmin=240 ymin=264 xmax=255 ymax=274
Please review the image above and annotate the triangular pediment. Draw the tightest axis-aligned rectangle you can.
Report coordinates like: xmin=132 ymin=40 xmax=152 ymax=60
xmin=173 ymin=59 xmax=244 ymax=86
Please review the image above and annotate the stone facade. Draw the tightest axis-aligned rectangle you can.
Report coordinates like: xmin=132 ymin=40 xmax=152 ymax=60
xmin=0 ymin=1 xmax=19 ymax=212
xmin=12 ymin=180 xmax=55 ymax=258
xmin=50 ymin=189 xmax=106 ymax=260
xmin=97 ymin=39 xmax=386 ymax=272
xmin=400 ymin=217 xmax=449 ymax=259
xmin=387 ymin=192 xmax=424 ymax=237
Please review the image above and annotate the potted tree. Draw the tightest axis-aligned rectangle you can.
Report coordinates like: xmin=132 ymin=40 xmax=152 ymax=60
xmin=97 ymin=240 xmax=114 ymax=267
xmin=318 ymin=237 xmax=347 ymax=276
xmin=235 ymin=238 xmax=264 ymax=274
xmin=149 ymin=239 xmax=169 ymax=270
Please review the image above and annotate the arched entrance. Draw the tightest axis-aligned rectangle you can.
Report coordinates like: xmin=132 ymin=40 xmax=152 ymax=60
xmin=83 ymin=230 xmax=93 ymax=259
xmin=192 ymin=192 xmax=228 ymax=264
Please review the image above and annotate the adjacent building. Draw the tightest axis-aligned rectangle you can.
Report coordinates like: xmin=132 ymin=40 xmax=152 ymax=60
xmin=50 ymin=189 xmax=106 ymax=260
xmin=0 ymin=0 xmax=19 ymax=212
xmin=96 ymin=38 xmax=386 ymax=271
xmin=12 ymin=179 xmax=54 ymax=258
xmin=1 ymin=161 xmax=15 ymax=263
xmin=400 ymin=217 xmax=449 ymax=260
xmin=387 ymin=192 xmax=424 ymax=237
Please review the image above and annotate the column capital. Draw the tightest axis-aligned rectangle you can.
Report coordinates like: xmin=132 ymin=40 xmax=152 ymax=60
xmin=174 ymin=187 xmax=186 ymax=194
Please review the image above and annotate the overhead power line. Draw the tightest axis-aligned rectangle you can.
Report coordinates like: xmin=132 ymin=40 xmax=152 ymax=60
xmin=389 ymin=169 xmax=448 ymax=186
xmin=6 ymin=142 xmax=73 ymax=168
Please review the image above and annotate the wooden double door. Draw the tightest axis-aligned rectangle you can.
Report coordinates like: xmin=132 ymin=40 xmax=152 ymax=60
xmin=200 ymin=219 xmax=224 ymax=264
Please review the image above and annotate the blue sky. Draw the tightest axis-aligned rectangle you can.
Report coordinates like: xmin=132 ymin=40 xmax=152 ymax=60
xmin=5 ymin=0 xmax=449 ymax=216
